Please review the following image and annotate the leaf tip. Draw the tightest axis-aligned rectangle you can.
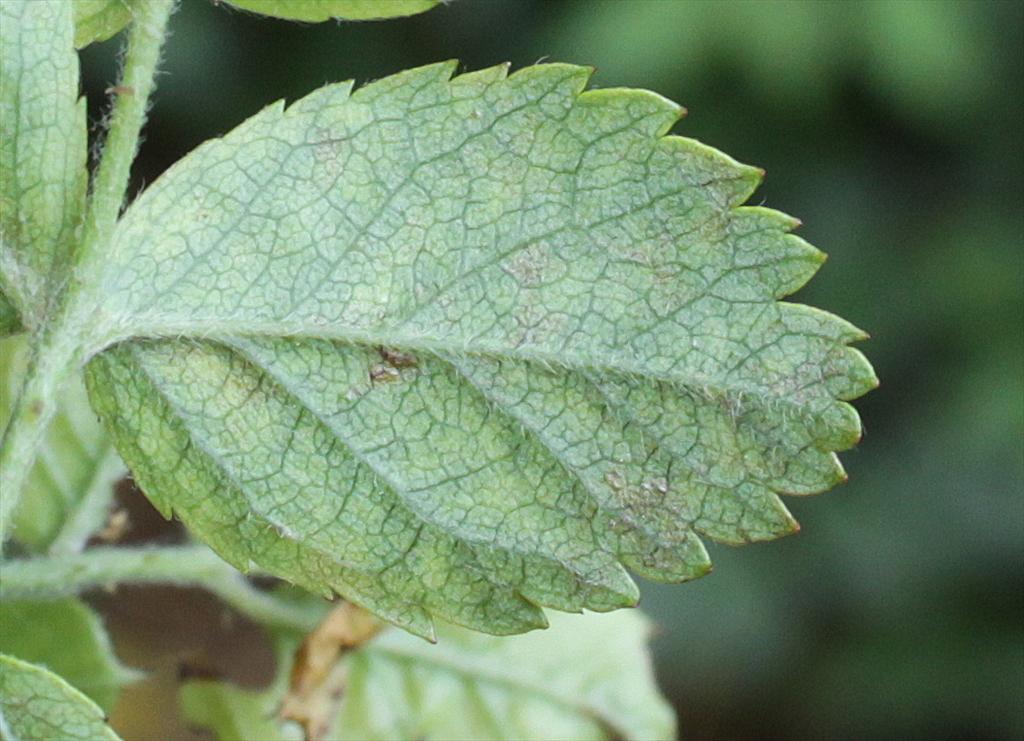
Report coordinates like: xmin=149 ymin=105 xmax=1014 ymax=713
xmin=531 ymin=610 xmax=551 ymax=631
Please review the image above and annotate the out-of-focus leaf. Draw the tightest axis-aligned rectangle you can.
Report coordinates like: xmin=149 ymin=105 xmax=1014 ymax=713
xmin=0 ymin=336 xmax=123 ymax=552
xmin=84 ymin=61 xmax=874 ymax=639
xmin=181 ymin=680 xmax=302 ymax=741
xmin=0 ymin=654 xmax=121 ymax=740
xmin=181 ymin=609 xmax=674 ymax=741
xmin=0 ymin=599 xmax=139 ymax=712
xmin=543 ymin=0 xmax=1000 ymax=133
xmin=221 ymin=0 xmax=441 ymax=22
xmin=860 ymin=0 xmax=995 ymax=125
xmin=0 ymin=0 xmax=87 ymax=329
xmin=72 ymin=0 xmax=134 ymax=49
xmin=337 ymin=610 xmax=675 ymax=741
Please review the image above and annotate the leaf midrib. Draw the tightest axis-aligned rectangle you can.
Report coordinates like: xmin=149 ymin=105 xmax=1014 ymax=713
xmin=225 ymin=338 xmax=625 ymax=596
xmin=128 ymin=342 xmax=593 ymax=624
xmin=94 ymin=320 xmax=841 ymax=420
xmin=126 ymin=345 xmax=406 ymax=591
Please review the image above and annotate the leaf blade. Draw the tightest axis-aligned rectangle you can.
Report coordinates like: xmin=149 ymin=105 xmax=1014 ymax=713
xmin=221 ymin=0 xmax=442 ymax=22
xmin=180 ymin=610 xmax=674 ymax=741
xmin=0 ymin=654 xmax=122 ymax=741
xmin=0 ymin=599 xmax=139 ymax=712
xmin=72 ymin=0 xmax=134 ymax=49
xmin=88 ymin=61 xmax=876 ymax=635
xmin=0 ymin=0 xmax=87 ymax=326
xmin=345 ymin=610 xmax=675 ymax=741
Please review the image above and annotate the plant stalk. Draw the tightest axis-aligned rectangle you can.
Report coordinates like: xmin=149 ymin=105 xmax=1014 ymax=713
xmin=76 ymin=0 xmax=176 ymax=277
xmin=0 ymin=0 xmax=175 ymax=544
xmin=48 ymin=446 xmax=126 ymax=555
xmin=0 ymin=546 xmax=326 ymax=633
xmin=0 ymin=327 xmax=79 ymax=542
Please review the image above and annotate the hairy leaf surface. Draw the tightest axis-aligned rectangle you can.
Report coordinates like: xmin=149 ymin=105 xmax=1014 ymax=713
xmin=85 ymin=62 xmax=876 ymax=637
xmin=0 ymin=654 xmax=121 ymax=741
xmin=182 ymin=610 xmax=673 ymax=741
xmin=0 ymin=600 xmax=139 ymax=712
xmin=223 ymin=0 xmax=442 ymax=22
xmin=0 ymin=0 xmax=87 ymax=329
xmin=1 ymin=337 xmax=123 ymax=552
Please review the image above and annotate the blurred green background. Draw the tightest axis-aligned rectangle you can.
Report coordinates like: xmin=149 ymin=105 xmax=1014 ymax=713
xmin=79 ymin=1 xmax=1023 ymax=738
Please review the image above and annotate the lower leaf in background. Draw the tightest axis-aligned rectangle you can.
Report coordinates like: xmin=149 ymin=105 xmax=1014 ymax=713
xmin=0 ymin=599 xmax=139 ymax=713
xmin=0 ymin=654 xmax=121 ymax=741
xmin=0 ymin=336 xmax=124 ymax=555
xmin=181 ymin=607 xmax=674 ymax=741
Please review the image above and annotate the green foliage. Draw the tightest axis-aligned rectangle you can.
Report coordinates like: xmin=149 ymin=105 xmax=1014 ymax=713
xmin=0 ymin=298 xmax=18 ymax=343
xmin=70 ymin=0 xmax=443 ymax=49
xmin=549 ymin=0 xmax=999 ymax=133
xmin=0 ymin=1 xmax=884 ymax=738
xmin=0 ymin=599 xmax=138 ymax=712
xmin=0 ymin=336 xmax=121 ymax=552
xmin=0 ymin=654 xmax=121 ymax=741
xmin=182 ymin=610 xmax=673 ymax=741
xmin=82 ymin=60 xmax=873 ymax=637
xmin=0 ymin=0 xmax=86 ymax=330
xmin=224 ymin=0 xmax=442 ymax=22
xmin=72 ymin=0 xmax=134 ymax=48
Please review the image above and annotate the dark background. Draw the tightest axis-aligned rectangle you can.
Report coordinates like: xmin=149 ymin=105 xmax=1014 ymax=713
xmin=79 ymin=1 xmax=1024 ymax=739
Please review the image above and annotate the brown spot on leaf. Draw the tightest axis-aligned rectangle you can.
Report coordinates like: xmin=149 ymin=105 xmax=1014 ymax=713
xmin=369 ymin=364 xmax=400 ymax=384
xmin=378 ymin=346 xmax=418 ymax=368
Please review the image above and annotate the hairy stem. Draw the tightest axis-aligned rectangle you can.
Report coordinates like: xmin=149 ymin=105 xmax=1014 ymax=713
xmin=48 ymin=446 xmax=126 ymax=556
xmin=77 ymin=0 xmax=176 ymax=274
xmin=0 ymin=546 xmax=326 ymax=633
xmin=0 ymin=0 xmax=175 ymax=544
xmin=0 ymin=331 xmax=79 ymax=542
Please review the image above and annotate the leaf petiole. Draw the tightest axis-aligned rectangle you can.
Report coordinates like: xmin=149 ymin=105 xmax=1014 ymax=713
xmin=0 ymin=545 xmax=326 ymax=633
xmin=0 ymin=0 xmax=175 ymax=544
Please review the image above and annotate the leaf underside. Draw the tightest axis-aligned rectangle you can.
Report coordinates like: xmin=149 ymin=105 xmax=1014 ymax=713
xmin=182 ymin=610 xmax=674 ymax=741
xmin=0 ymin=654 xmax=121 ymax=741
xmin=0 ymin=599 xmax=139 ymax=712
xmin=70 ymin=0 xmax=443 ymax=51
xmin=84 ymin=61 xmax=876 ymax=639
xmin=71 ymin=0 xmax=134 ymax=48
xmin=0 ymin=0 xmax=87 ymax=331
xmin=223 ymin=0 xmax=442 ymax=22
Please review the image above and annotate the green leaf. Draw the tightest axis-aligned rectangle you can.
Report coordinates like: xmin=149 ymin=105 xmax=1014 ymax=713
xmin=0 ymin=599 xmax=139 ymax=712
xmin=0 ymin=294 xmax=18 ymax=338
xmin=221 ymin=0 xmax=442 ymax=22
xmin=0 ymin=654 xmax=121 ymax=741
xmin=182 ymin=610 xmax=673 ymax=741
xmin=84 ymin=62 xmax=876 ymax=637
xmin=0 ymin=0 xmax=87 ymax=328
xmin=181 ymin=679 xmax=303 ymax=741
xmin=71 ymin=0 xmax=134 ymax=49
xmin=0 ymin=336 xmax=123 ymax=553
